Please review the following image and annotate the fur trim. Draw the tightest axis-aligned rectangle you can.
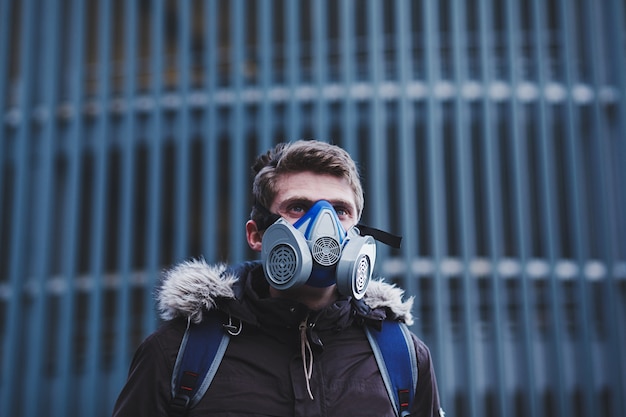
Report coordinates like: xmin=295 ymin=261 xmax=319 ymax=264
xmin=157 ymin=259 xmax=414 ymax=325
xmin=362 ymin=279 xmax=414 ymax=326
xmin=157 ymin=259 xmax=237 ymax=324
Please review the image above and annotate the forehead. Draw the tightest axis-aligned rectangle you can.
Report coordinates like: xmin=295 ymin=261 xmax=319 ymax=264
xmin=270 ymin=171 xmax=357 ymax=209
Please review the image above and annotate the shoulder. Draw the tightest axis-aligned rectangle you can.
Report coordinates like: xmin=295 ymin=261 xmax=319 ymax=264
xmin=133 ymin=318 xmax=188 ymax=367
xmin=410 ymin=332 xmax=435 ymax=369
xmin=111 ymin=318 xmax=189 ymax=416
xmin=156 ymin=259 xmax=241 ymax=323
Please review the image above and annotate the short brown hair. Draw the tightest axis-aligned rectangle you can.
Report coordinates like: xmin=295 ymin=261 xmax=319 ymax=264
xmin=250 ymin=140 xmax=364 ymax=226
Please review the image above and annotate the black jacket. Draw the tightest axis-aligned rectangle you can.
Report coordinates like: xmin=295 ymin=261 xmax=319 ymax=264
xmin=112 ymin=260 xmax=443 ymax=417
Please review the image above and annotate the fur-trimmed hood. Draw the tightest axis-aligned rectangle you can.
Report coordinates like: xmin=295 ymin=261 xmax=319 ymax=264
xmin=157 ymin=258 xmax=414 ymax=326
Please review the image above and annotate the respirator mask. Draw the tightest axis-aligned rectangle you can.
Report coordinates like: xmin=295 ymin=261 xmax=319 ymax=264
xmin=260 ymin=200 xmax=377 ymax=300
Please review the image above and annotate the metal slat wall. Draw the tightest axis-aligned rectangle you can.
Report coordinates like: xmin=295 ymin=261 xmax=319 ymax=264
xmin=0 ymin=1 xmax=625 ymax=416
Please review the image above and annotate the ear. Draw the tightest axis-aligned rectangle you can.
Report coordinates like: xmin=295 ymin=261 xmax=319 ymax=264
xmin=246 ymin=220 xmax=263 ymax=252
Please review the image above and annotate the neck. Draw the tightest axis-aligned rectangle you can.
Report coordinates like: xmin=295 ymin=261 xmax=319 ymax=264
xmin=269 ymin=285 xmax=339 ymax=311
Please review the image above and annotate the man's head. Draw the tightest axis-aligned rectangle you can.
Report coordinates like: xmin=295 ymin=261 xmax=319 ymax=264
xmin=246 ymin=141 xmax=374 ymax=304
xmin=249 ymin=140 xmax=364 ymax=228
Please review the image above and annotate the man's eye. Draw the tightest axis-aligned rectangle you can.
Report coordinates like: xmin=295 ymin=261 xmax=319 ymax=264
xmin=289 ymin=205 xmax=308 ymax=214
xmin=334 ymin=207 xmax=349 ymax=217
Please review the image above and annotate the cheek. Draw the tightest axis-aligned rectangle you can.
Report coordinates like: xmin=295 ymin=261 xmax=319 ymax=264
xmin=283 ymin=212 xmax=305 ymax=225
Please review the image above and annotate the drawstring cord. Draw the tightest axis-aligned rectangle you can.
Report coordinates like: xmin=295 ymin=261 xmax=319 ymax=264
xmin=299 ymin=315 xmax=315 ymax=400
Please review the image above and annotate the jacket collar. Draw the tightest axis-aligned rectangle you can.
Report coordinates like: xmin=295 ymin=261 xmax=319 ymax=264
xmin=157 ymin=258 xmax=414 ymax=326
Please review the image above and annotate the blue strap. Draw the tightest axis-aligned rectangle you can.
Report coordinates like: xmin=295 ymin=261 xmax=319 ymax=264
xmin=170 ymin=313 xmax=230 ymax=416
xmin=365 ymin=321 xmax=418 ymax=417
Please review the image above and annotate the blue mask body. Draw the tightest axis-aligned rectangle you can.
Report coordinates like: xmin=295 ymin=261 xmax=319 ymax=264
xmin=292 ymin=200 xmax=347 ymax=288
xmin=261 ymin=200 xmax=376 ymax=299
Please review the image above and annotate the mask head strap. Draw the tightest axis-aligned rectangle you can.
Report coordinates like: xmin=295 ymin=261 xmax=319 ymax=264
xmin=356 ymin=223 xmax=403 ymax=249
xmin=252 ymin=202 xmax=281 ymax=231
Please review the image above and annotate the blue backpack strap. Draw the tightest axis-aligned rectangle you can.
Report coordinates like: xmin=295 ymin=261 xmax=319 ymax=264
xmin=365 ymin=321 xmax=418 ymax=417
xmin=170 ymin=312 xmax=231 ymax=417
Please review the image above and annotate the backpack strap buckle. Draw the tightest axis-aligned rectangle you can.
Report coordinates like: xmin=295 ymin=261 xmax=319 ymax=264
xmin=169 ymin=394 xmax=191 ymax=417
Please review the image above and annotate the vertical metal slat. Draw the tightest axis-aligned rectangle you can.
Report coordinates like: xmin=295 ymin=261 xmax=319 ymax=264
xmin=229 ymin=0 xmax=247 ymax=263
xmin=556 ymin=0 xmax=597 ymax=415
xmin=174 ymin=1 xmax=191 ymax=262
xmin=286 ymin=0 xmax=301 ymax=141
xmin=84 ymin=0 xmax=113 ymax=413
xmin=478 ymin=0 xmax=508 ymax=414
xmin=340 ymin=0 xmax=357 ymax=156
xmin=313 ymin=0 xmax=328 ymax=140
xmin=0 ymin=0 xmax=37 ymax=415
xmin=0 ymin=0 xmax=14 ymax=224
xmin=366 ymin=0 xmax=388 ymax=234
xmin=394 ymin=0 xmax=420 ymax=306
xmin=605 ymin=1 xmax=626 ymax=410
xmin=144 ymin=0 xmax=165 ymax=336
xmin=527 ymin=0 xmax=570 ymax=415
xmin=113 ymin=0 xmax=139 ymax=388
xmin=22 ymin=0 xmax=60 ymax=415
xmin=607 ymin=0 xmax=626 ymax=267
xmin=451 ymin=0 xmax=480 ymax=415
xmin=582 ymin=2 xmax=626 ymax=415
xmin=257 ymin=0 xmax=274 ymax=153
xmin=202 ymin=0 xmax=220 ymax=262
xmin=422 ymin=0 xmax=450 ymax=405
xmin=54 ymin=0 xmax=86 ymax=413
xmin=505 ymin=1 xmax=540 ymax=416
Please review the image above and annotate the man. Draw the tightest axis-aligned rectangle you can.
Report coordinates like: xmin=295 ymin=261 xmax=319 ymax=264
xmin=112 ymin=140 xmax=443 ymax=416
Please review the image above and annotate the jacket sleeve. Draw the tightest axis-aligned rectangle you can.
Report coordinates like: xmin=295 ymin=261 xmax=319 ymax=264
xmin=410 ymin=336 xmax=444 ymax=417
xmin=111 ymin=325 xmax=180 ymax=417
